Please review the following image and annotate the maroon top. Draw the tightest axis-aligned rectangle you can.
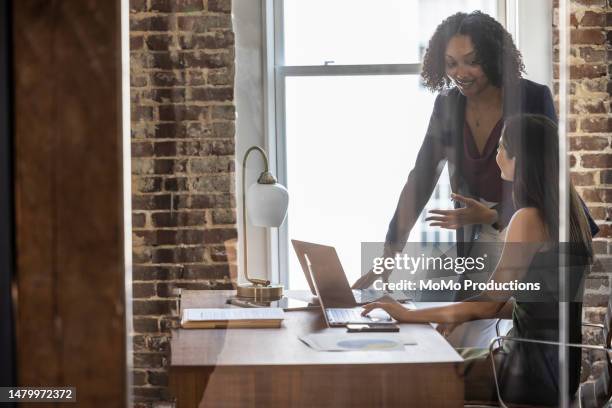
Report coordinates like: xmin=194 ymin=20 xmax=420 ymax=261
xmin=461 ymin=119 xmax=505 ymax=204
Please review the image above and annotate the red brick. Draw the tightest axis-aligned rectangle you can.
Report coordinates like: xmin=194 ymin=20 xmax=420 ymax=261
xmin=208 ymin=68 xmax=234 ymax=86
xmin=570 ymin=13 xmax=579 ymax=27
xmin=130 ymin=16 xmax=174 ymax=32
xmin=570 ymin=64 xmax=607 ymax=79
xmin=580 ymin=188 xmax=612 ymax=203
xmin=154 ymin=123 xmax=189 ymax=139
xmin=202 ymin=228 xmax=237 ymax=244
xmin=152 ymin=159 xmax=178 ymax=175
xmin=597 ymin=224 xmax=612 ymax=239
xmin=134 ymin=177 xmax=163 ymax=193
xmin=582 ymin=154 xmax=612 ymax=168
xmin=145 ymin=34 xmax=173 ymax=51
xmin=134 ymin=318 xmax=159 ymax=335
xmin=130 ymin=75 xmax=147 ymax=88
xmin=150 ymin=0 xmax=203 ymax=12
xmin=163 ymin=177 xmax=188 ymax=191
xmin=588 ymin=206 xmax=608 ymax=220
xmin=601 ymin=170 xmax=612 ymax=185
xmin=150 ymin=71 xmax=185 ymax=87
xmin=179 ymin=32 xmax=234 ymax=50
xmin=132 ymin=141 xmax=154 ymax=157
xmin=211 ymin=122 xmax=235 ymax=138
xmin=578 ymin=47 xmax=606 ymax=63
xmin=132 ymin=194 xmax=172 ymax=211
xmin=211 ymin=209 xmax=236 ymax=224
xmin=571 ymin=29 xmax=606 ymax=45
xmin=151 ymin=247 xmax=205 ymax=263
xmin=147 ymin=371 xmax=169 ymax=387
xmin=131 ymin=105 xmax=154 ymax=121
xmin=177 ymin=15 xmax=231 ymax=32
xmin=180 ymin=52 xmax=232 ymax=69
xmin=146 ymin=88 xmax=186 ymax=103
xmin=581 ymin=78 xmax=609 ymax=93
xmin=132 ymin=213 xmax=147 ymax=228
xmin=570 ymin=136 xmax=609 ymax=150
xmin=191 ymin=174 xmax=233 ymax=192
xmin=579 ymin=11 xmax=606 ymax=27
xmin=188 ymin=157 xmax=234 ymax=173
xmin=573 ymin=0 xmax=606 ymax=6
xmin=130 ymin=0 xmax=147 ymax=12
xmin=133 ymin=247 xmax=152 ymax=264
xmin=132 ymin=266 xmax=181 ymax=281
xmin=151 ymin=211 xmax=206 ymax=228
xmin=580 ymin=118 xmax=611 ymax=133
xmin=211 ymin=105 xmax=235 ymax=120
xmin=133 ymin=282 xmax=156 ymax=298
xmin=173 ymin=193 xmax=235 ymax=209
xmin=131 ymin=35 xmax=144 ymax=50
xmin=181 ymin=264 xmax=230 ymax=280
xmin=147 ymin=52 xmax=180 ymax=70
xmin=189 ymin=86 xmax=233 ymax=102
xmin=208 ymin=0 xmax=231 ymax=12
xmin=152 ymin=141 xmax=177 ymax=156
xmin=209 ymin=245 xmax=236 ymax=263
xmin=570 ymin=171 xmax=596 ymax=186
xmin=158 ymin=105 xmax=208 ymax=121
xmin=132 ymin=300 xmax=176 ymax=316
xmin=570 ymin=99 xmax=607 ymax=114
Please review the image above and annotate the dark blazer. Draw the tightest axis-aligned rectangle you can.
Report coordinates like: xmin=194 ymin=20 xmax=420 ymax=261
xmin=385 ymin=78 xmax=597 ymax=253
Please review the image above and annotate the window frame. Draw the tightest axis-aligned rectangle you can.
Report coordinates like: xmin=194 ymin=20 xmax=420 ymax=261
xmin=263 ymin=0 xmax=511 ymax=287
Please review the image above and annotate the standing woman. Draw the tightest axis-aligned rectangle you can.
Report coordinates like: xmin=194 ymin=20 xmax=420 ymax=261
xmin=354 ymin=11 xmax=596 ymax=289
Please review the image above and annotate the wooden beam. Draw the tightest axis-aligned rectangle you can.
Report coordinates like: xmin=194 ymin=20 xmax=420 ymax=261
xmin=13 ymin=0 xmax=126 ymax=405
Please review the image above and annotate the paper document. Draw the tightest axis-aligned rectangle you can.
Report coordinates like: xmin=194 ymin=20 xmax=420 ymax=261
xmin=300 ymin=333 xmax=416 ymax=352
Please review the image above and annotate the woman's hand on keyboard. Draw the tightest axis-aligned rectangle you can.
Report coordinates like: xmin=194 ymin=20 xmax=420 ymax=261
xmin=361 ymin=298 xmax=409 ymax=322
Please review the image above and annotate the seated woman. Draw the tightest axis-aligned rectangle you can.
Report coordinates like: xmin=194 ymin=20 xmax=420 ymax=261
xmin=362 ymin=114 xmax=593 ymax=405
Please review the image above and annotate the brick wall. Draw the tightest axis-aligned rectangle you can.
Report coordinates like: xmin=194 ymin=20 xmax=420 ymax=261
xmin=129 ymin=0 xmax=236 ymax=405
xmin=553 ymin=0 xmax=612 ymax=381
xmin=126 ymin=0 xmax=609 ymax=403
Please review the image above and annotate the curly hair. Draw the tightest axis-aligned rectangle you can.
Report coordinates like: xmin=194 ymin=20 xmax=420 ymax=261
xmin=421 ymin=11 xmax=525 ymax=92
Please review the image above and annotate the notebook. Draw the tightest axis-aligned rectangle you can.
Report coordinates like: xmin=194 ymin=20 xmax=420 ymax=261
xmin=181 ymin=308 xmax=285 ymax=329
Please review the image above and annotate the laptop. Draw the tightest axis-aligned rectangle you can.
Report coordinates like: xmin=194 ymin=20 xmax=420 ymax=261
xmin=291 ymin=239 xmax=383 ymax=305
xmin=291 ymin=240 xmax=397 ymax=327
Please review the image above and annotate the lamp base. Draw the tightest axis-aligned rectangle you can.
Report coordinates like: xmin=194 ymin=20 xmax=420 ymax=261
xmin=236 ymin=283 xmax=283 ymax=300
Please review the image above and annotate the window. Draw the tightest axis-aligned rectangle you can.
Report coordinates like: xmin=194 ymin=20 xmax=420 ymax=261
xmin=269 ymin=0 xmax=504 ymax=289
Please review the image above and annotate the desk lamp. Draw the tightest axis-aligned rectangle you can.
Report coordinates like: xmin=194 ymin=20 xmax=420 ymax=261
xmin=237 ymin=146 xmax=288 ymax=300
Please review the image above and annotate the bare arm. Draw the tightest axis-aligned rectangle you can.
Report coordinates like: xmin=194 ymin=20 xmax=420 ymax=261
xmin=363 ymin=208 xmax=548 ymax=323
xmin=494 ymin=299 xmax=514 ymax=319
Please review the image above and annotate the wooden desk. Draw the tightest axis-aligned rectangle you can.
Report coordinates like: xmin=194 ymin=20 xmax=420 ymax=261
xmin=169 ymin=290 xmax=464 ymax=407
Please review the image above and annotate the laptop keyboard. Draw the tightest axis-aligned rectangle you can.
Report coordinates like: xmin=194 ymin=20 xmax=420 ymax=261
xmin=327 ymin=308 xmax=383 ymax=324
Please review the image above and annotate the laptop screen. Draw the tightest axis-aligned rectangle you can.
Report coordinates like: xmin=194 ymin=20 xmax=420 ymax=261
xmin=292 ymin=240 xmax=357 ymax=308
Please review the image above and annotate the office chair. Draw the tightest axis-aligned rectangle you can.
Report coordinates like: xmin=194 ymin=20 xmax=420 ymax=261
xmin=465 ymin=291 xmax=612 ymax=408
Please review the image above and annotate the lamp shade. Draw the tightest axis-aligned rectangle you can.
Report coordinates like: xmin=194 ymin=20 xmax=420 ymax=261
xmin=246 ymin=181 xmax=289 ymax=227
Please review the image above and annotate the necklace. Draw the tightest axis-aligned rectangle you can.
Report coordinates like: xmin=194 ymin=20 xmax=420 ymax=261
xmin=469 ymin=105 xmax=483 ymax=128
xmin=468 ymin=89 xmax=503 ymax=129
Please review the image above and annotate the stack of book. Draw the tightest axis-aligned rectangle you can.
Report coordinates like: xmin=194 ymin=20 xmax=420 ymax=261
xmin=181 ymin=307 xmax=285 ymax=329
